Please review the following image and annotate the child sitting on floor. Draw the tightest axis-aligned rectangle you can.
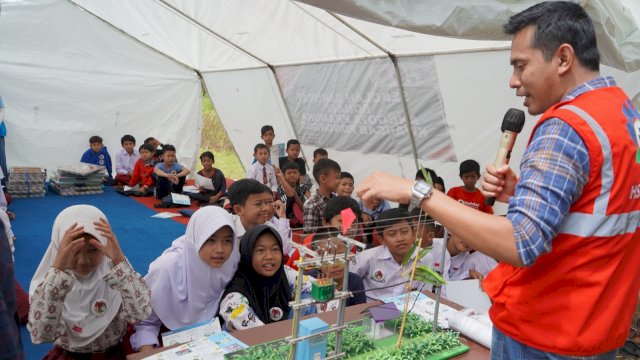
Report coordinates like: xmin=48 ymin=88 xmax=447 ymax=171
xmin=228 ymin=179 xmax=292 ymax=256
xmin=28 ymin=205 xmax=151 ymax=359
xmin=130 ymin=207 xmax=239 ymax=352
xmin=115 ymin=134 xmax=139 ymax=186
xmin=81 ymin=135 xmax=115 ymax=185
xmin=350 ymin=208 xmax=431 ymax=301
xmin=127 ymin=143 xmax=156 ymax=196
xmin=188 ymin=151 xmax=226 ymax=206
xmin=219 ymin=225 xmax=314 ymax=331
xmin=153 ymin=144 xmax=190 ymax=200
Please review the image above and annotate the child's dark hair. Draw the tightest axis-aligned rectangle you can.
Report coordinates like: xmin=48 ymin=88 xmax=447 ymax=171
xmin=409 ymin=207 xmax=435 ymax=231
xmin=340 ymin=172 xmax=354 ymax=181
xmin=228 ymin=179 xmax=269 ymax=207
xmin=144 ymin=137 xmax=156 ymax=144
xmin=312 ymin=158 xmax=341 ymax=182
xmin=459 ymin=159 xmax=480 ymax=177
xmin=261 ymin=125 xmax=274 ymax=136
xmin=254 ymin=143 xmax=268 ymax=153
xmin=162 ymin=144 xmax=176 ymax=153
xmin=313 ymin=148 xmax=328 ymax=159
xmin=281 ymin=161 xmax=301 ymax=173
xmin=139 ymin=143 xmax=155 ymax=153
xmin=435 ymin=176 xmax=445 ymax=192
xmin=376 ymin=208 xmax=411 ymax=236
xmin=323 ymin=196 xmax=360 ymax=222
xmin=309 ymin=227 xmax=340 ymax=251
xmin=415 ymin=167 xmax=438 ymax=183
xmin=89 ymin=135 xmax=103 ymax=144
xmin=121 ymin=134 xmax=135 ymax=145
xmin=200 ymin=151 xmax=215 ymax=162
xmin=286 ymin=139 xmax=300 ymax=150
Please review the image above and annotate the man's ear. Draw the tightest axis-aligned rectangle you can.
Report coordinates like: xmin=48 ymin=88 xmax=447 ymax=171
xmin=556 ymin=43 xmax=574 ymax=75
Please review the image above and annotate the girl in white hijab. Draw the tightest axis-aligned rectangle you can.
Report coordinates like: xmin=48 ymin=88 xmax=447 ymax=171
xmin=28 ymin=205 xmax=151 ymax=359
xmin=130 ymin=206 xmax=239 ymax=352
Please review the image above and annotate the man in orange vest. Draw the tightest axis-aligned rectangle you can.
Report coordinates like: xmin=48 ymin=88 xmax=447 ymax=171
xmin=357 ymin=1 xmax=640 ymax=359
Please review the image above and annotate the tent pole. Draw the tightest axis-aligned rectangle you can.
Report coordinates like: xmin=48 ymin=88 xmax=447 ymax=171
xmin=326 ymin=12 xmax=420 ymax=169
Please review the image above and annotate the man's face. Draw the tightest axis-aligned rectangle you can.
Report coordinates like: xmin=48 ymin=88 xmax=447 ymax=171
xmin=336 ymin=178 xmax=354 ymax=197
xmin=509 ymin=26 xmax=563 ymax=115
xmin=123 ymin=141 xmax=135 ymax=154
xmin=287 ymin=144 xmax=300 ymax=159
xmin=255 ymin=148 xmax=269 ymax=165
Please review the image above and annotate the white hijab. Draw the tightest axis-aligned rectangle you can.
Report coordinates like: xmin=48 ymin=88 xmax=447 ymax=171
xmin=29 ymin=205 xmax=122 ymax=348
xmin=145 ymin=206 xmax=239 ymax=330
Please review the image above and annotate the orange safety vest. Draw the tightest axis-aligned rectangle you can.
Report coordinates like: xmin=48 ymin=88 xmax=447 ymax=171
xmin=483 ymin=86 xmax=640 ymax=356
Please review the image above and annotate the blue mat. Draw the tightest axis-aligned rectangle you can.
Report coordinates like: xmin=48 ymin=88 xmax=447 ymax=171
xmin=10 ymin=186 xmax=188 ymax=359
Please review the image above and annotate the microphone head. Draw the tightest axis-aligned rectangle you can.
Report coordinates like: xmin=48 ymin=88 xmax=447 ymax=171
xmin=501 ymin=108 xmax=526 ymax=133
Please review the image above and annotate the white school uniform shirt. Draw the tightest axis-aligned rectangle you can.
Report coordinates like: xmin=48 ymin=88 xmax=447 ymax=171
xmin=350 ymin=245 xmax=431 ymax=302
xmin=245 ymin=162 xmax=278 ymax=192
xmin=448 ymin=252 xmax=471 ymax=281
xmin=232 ymin=214 xmax=292 ymax=257
xmin=424 ymin=238 xmax=452 ymax=297
xmin=461 ymin=251 xmax=498 ymax=277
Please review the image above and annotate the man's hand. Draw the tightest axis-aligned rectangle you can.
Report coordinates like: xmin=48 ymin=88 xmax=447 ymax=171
xmin=481 ymin=164 xmax=518 ymax=203
xmin=357 ymin=171 xmax=413 ymax=204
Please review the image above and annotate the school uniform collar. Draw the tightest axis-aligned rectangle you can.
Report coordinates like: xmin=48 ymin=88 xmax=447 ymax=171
xmin=377 ymin=245 xmax=419 ymax=263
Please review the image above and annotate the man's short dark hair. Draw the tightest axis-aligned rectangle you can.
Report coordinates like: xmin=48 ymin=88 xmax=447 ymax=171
xmin=139 ymin=143 xmax=155 ymax=153
xmin=504 ymin=1 xmax=599 ymax=72
xmin=376 ymin=208 xmax=411 ymax=236
xmin=254 ymin=143 xmax=268 ymax=153
xmin=228 ymin=179 xmax=268 ymax=207
xmin=281 ymin=161 xmax=301 ymax=173
xmin=313 ymin=148 xmax=328 ymax=159
xmin=162 ymin=144 xmax=176 ymax=153
xmin=121 ymin=134 xmax=135 ymax=145
xmin=323 ymin=196 xmax=360 ymax=222
xmin=312 ymin=158 xmax=341 ymax=182
xmin=261 ymin=125 xmax=274 ymax=136
xmin=200 ymin=151 xmax=215 ymax=162
xmin=89 ymin=135 xmax=102 ymax=144
xmin=340 ymin=172 xmax=354 ymax=181
xmin=286 ymin=139 xmax=300 ymax=150
xmin=415 ymin=168 xmax=438 ymax=183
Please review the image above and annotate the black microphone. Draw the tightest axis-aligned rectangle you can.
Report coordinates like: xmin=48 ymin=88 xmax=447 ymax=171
xmin=486 ymin=108 xmax=526 ymax=206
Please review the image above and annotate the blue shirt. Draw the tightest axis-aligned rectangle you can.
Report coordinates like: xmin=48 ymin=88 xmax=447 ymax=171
xmin=155 ymin=162 xmax=184 ymax=174
xmin=508 ymin=77 xmax=617 ymax=266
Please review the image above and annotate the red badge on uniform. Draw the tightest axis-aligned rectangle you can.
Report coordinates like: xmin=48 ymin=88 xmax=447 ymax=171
xmin=72 ymin=325 xmax=83 ymax=333
xmin=92 ymin=299 xmax=108 ymax=317
xmin=269 ymin=307 xmax=283 ymax=321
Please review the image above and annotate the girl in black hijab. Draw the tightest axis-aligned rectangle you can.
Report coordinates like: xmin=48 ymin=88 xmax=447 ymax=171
xmin=219 ymin=225 xmax=314 ymax=330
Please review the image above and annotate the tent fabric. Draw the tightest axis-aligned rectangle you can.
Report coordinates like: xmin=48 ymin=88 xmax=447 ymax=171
xmin=0 ymin=0 xmax=202 ymax=175
xmin=1 ymin=0 xmax=640 ymax=217
xmin=300 ymin=0 xmax=640 ymax=72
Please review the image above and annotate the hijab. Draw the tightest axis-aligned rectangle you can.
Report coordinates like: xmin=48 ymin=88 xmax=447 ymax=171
xmin=145 ymin=206 xmax=239 ymax=330
xmin=222 ymin=225 xmax=291 ymax=324
xmin=29 ymin=205 xmax=122 ymax=348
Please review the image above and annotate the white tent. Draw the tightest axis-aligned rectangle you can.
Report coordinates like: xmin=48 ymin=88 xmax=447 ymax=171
xmin=1 ymin=0 xmax=640 ymax=213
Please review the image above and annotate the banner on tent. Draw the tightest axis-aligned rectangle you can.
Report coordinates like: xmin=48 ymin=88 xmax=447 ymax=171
xmin=275 ymin=57 xmax=456 ymax=161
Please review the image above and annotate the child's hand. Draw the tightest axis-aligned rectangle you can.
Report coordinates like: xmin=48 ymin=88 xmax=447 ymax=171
xmin=198 ymin=186 xmax=206 ymax=192
xmin=468 ymin=269 xmax=485 ymax=282
xmin=168 ymin=174 xmax=179 ymax=185
xmin=53 ymin=223 xmax=86 ymax=271
xmin=273 ymin=199 xmax=286 ymax=219
xmin=92 ymin=218 xmax=125 ymax=266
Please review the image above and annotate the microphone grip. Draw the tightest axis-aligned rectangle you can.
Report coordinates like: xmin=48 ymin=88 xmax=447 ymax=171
xmin=486 ymin=130 xmax=518 ymax=206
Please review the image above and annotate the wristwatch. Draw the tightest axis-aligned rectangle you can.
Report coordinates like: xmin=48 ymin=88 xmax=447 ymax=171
xmin=411 ymin=180 xmax=433 ymax=208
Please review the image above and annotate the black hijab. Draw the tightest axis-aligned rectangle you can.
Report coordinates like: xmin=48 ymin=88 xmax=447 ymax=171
xmin=221 ymin=225 xmax=291 ymax=324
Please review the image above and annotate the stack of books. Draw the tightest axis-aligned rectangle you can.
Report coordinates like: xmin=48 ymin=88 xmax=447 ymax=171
xmin=50 ymin=163 xmax=105 ymax=196
xmin=7 ymin=167 xmax=47 ymax=198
